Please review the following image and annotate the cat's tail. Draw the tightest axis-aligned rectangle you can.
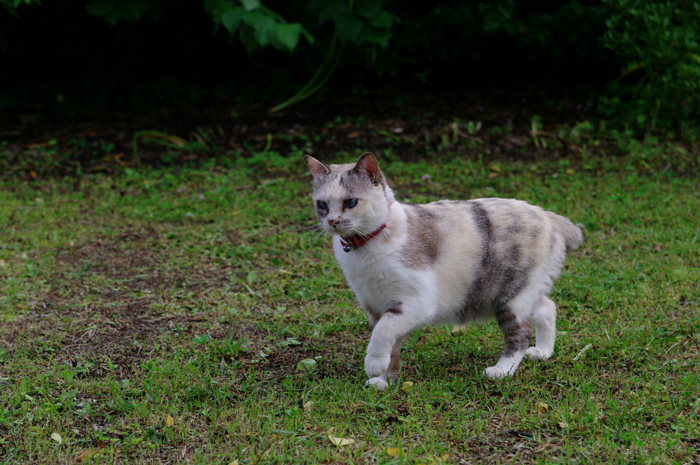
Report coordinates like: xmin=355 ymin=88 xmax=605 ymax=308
xmin=548 ymin=213 xmax=583 ymax=252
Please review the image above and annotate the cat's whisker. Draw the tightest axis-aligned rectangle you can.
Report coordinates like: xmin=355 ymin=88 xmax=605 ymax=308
xmin=306 ymin=229 xmax=327 ymax=255
xmin=298 ymin=224 xmax=322 ymax=234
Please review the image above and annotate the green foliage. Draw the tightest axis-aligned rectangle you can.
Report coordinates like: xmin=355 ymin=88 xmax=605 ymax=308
xmin=85 ymin=0 xmax=159 ymax=25
xmin=601 ymin=0 xmax=700 ymax=129
xmin=0 ymin=0 xmax=39 ymax=15
xmin=308 ymin=0 xmax=395 ymax=46
xmin=205 ymin=0 xmax=313 ymax=53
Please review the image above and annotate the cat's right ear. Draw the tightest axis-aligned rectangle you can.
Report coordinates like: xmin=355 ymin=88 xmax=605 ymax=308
xmin=304 ymin=155 xmax=330 ymax=179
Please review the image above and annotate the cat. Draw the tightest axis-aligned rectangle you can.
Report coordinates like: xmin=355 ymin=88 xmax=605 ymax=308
xmin=303 ymin=152 xmax=582 ymax=389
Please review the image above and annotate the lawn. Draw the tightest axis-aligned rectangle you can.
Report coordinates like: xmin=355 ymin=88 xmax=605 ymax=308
xmin=1 ymin=131 xmax=699 ymax=464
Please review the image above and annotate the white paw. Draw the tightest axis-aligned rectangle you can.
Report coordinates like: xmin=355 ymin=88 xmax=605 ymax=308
xmin=525 ymin=347 xmax=552 ymax=360
xmin=366 ymin=377 xmax=389 ymax=390
xmin=483 ymin=366 xmax=508 ymax=379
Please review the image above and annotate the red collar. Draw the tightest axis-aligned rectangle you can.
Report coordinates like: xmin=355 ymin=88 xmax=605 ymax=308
xmin=340 ymin=223 xmax=387 ymax=252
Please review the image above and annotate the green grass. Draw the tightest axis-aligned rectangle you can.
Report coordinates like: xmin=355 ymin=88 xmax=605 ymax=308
xmin=1 ymin=143 xmax=699 ymax=464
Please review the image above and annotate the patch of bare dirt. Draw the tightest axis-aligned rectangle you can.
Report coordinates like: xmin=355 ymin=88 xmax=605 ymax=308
xmin=2 ymin=227 xmax=234 ymax=373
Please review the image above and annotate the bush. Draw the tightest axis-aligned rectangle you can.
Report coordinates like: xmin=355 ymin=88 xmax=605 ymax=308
xmin=0 ymin=0 xmax=617 ymax=112
xmin=601 ymin=0 xmax=700 ymax=130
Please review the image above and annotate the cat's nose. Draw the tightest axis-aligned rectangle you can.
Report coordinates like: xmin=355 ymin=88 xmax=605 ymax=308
xmin=328 ymin=219 xmax=340 ymax=228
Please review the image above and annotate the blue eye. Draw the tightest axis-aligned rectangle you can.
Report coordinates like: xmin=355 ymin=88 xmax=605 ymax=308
xmin=317 ymin=200 xmax=328 ymax=210
xmin=344 ymin=198 xmax=358 ymax=209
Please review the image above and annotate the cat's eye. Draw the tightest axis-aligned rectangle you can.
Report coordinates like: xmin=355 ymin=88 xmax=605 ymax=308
xmin=317 ymin=200 xmax=328 ymax=210
xmin=344 ymin=198 xmax=358 ymax=209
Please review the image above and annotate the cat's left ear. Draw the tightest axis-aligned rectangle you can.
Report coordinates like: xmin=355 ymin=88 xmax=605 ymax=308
xmin=352 ymin=152 xmax=381 ymax=183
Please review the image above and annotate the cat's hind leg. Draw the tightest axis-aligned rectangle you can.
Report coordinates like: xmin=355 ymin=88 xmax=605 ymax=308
xmin=525 ymin=296 xmax=556 ymax=360
xmin=484 ymin=299 xmax=533 ymax=379
xmin=387 ymin=337 xmax=404 ymax=384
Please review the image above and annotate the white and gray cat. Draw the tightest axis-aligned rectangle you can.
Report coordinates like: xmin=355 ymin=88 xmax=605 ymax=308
xmin=304 ymin=152 xmax=582 ymax=389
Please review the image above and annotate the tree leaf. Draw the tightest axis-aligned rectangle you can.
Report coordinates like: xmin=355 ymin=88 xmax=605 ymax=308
xmin=356 ymin=3 xmax=381 ymax=18
xmin=275 ymin=23 xmax=302 ymax=51
xmin=368 ymin=11 xmax=393 ymax=29
xmin=50 ymin=432 xmax=63 ymax=444
xmin=317 ymin=2 xmax=346 ymax=22
xmin=336 ymin=14 xmax=363 ymax=41
xmin=77 ymin=450 xmax=95 ymax=462
xmin=242 ymin=10 xmax=275 ymax=46
xmin=165 ymin=414 xmax=175 ymax=427
xmin=296 ymin=358 xmax=317 ymax=372
xmin=221 ymin=6 xmax=244 ymax=33
xmin=328 ymin=434 xmax=355 ymax=446
xmin=362 ymin=26 xmax=391 ymax=45
xmin=239 ymin=0 xmax=259 ymax=12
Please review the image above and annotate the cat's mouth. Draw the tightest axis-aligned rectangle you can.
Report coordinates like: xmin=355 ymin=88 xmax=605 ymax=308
xmin=328 ymin=226 xmax=353 ymax=236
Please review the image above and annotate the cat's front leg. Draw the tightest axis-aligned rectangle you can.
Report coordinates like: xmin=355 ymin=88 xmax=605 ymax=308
xmin=364 ymin=304 xmax=415 ymax=390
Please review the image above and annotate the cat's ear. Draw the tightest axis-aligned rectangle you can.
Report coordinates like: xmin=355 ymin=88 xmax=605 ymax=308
xmin=304 ymin=155 xmax=330 ymax=179
xmin=352 ymin=152 xmax=381 ymax=183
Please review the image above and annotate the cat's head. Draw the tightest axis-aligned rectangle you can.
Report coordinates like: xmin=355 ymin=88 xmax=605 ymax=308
xmin=304 ymin=152 xmax=394 ymax=236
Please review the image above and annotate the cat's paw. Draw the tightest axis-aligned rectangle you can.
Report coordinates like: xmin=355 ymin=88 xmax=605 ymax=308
xmin=483 ymin=366 xmax=508 ymax=379
xmin=366 ymin=377 xmax=389 ymax=390
xmin=525 ymin=347 xmax=552 ymax=360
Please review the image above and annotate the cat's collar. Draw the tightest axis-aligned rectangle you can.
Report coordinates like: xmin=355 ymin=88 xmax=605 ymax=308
xmin=340 ymin=223 xmax=387 ymax=252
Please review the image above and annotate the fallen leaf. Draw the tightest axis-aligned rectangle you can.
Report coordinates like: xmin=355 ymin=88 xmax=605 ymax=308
xmin=165 ymin=415 xmax=175 ymax=427
xmin=401 ymin=381 xmax=414 ymax=392
xmin=228 ymin=461 xmax=239 ymax=465
xmin=296 ymin=358 xmax=317 ymax=372
xmin=77 ymin=450 xmax=94 ymax=462
xmin=559 ymin=421 xmax=569 ymax=429
xmin=490 ymin=165 xmax=501 ymax=172
xmin=565 ymin=168 xmax=575 ymax=174
xmin=328 ymin=434 xmax=355 ymax=446
xmin=387 ymin=447 xmax=401 ymax=457
xmin=346 ymin=131 xmax=361 ymax=138
xmin=488 ymin=172 xmax=498 ymax=178
xmin=51 ymin=432 xmax=63 ymax=444
xmin=536 ymin=402 xmax=549 ymax=414
xmin=391 ymin=127 xmax=404 ymax=134
xmin=652 ymin=243 xmax=661 ymax=252
xmin=303 ymin=401 xmax=314 ymax=411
